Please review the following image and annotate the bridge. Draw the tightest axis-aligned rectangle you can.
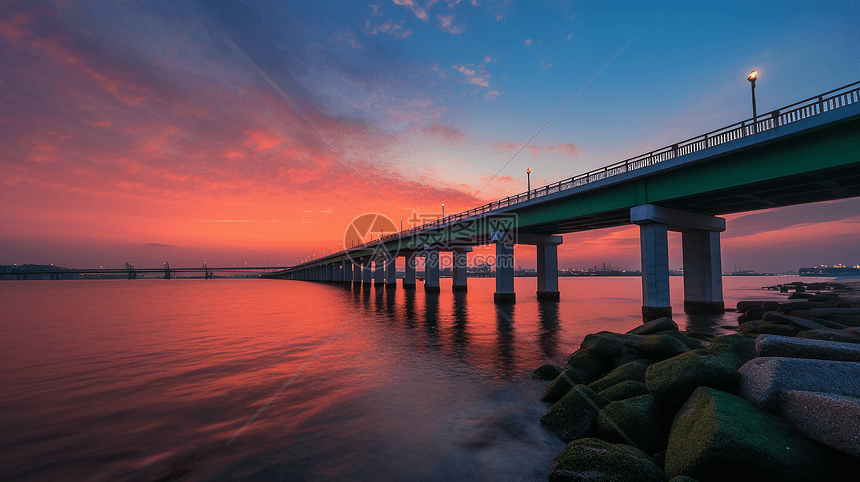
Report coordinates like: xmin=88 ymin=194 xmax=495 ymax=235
xmin=267 ymin=81 xmax=860 ymax=320
xmin=2 ymin=264 xmax=290 ymax=280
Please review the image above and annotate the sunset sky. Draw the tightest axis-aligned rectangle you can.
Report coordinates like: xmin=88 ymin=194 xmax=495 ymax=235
xmin=2 ymin=1 xmax=859 ymax=272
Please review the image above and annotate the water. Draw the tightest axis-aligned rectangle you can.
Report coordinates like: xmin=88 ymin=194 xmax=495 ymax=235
xmin=0 ymin=276 xmax=818 ymax=481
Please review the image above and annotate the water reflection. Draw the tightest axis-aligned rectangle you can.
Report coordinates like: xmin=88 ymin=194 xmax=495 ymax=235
xmin=494 ymin=303 xmax=516 ymax=376
xmin=403 ymin=288 xmax=416 ymax=328
xmin=537 ymin=301 xmax=561 ymax=363
xmin=452 ymin=290 xmax=469 ymax=349
xmin=424 ymin=292 xmax=440 ymax=347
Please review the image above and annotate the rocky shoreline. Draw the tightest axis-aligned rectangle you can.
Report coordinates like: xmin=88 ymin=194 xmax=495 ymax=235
xmin=532 ymin=280 xmax=860 ymax=481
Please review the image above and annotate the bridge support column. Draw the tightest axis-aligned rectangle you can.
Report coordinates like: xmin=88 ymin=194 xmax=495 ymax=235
xmin=403 ymin=252 xmax=417 ymax=288
xmin=536 ymin=245 xmax=560 ymax=301
xmin=494 ymin=236 xmax=515 ymax=303
xmin=385 ymin=257 xmax=397 ymax=287
xmin=361 ymin=258 xmax=373 ymax=285
xmin=632 ymin=204 xmax=726 ymax=320
xmin=373 ymin=259 xmax=385 ymax=286
xmin=682 ymin=230 xmax=725 ymax=313
xmin=452 ymin=249 xmax=468 ymax=291
xmin=353 ymin=259 xmax=362 ymax=285
xmin=424 ymin=250 xmax=440 ymax=293
xmin=342 ymin=260 xmax=353 ymax=283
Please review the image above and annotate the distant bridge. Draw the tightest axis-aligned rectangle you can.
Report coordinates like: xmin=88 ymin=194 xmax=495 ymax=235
xmin=273 ymin=80 xmax=860 ymax=320
xmin=2 ymin=265 xmax=290 ymax=280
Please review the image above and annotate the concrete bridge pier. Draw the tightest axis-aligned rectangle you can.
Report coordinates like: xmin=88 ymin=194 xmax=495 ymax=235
xmin=536 ymin=245 xmax=560 ymax=301
xmin=362 ymin=258 xmax=373 ymax=285
xmin=423 ymin=250 xmax=441 ymax=293
xmin=373 ymin=259 xmax=385 ymax=286
xmin=493 ymin=232 xmax=515 ymax=303
xmin=385 ymin=257 xmax=397 ymax=287
xmin=403 ymin=252 xmax=417 ymax=288
xmin=342 ymin=260 xmax=353 ymax=283
xmin=452 ymin=249 xmax=468 ymax=292
xmin=632 ymin=204 xmax=726 ymax=320
xmin=353 ymin=259 xmax=362 ymax=285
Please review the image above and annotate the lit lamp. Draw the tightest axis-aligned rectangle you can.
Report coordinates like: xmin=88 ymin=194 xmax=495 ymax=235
xmin=442 ymin=203 xmax=445 ymax=219
xmin=526 ymin=168 xmax=531 ymax=199
xmin=747 ymin=70 xmax=758 ymax=133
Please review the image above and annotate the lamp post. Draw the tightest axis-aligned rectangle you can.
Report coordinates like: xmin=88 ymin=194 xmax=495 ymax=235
xmin=526 ymin=168 xmax=531 ymax=199
xmin=442 ymin=203 xmax=445 ymax=219
xmin=748 ymin=70 xmax=758 ymax=134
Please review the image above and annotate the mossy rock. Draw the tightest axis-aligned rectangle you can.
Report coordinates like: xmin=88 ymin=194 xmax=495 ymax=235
xmin=740 ymin=319 xmax=766 ymax=335
xmin=662 ymin=331 xmax=707 ymax=350
xmin=665 ymin=387 xmax=841 ymax=482
xmin=613 ymin=351 xmax=640 ymax=367
xmin=588 ymin=359 xmax=655 ymax=393
xmin=626 ymin=316 xmax=679 ymax=335
xmin=532 ymin=363 xmax=562 ymax=380
xmin=549 ymin=438 xmax=667 ymax=482
xmin=756 ymin=322 xmax=803 ymax=337
xmin=595 ymin=394 xmax=669 ymax=456
xmin=598 ymin=380 xmax=650 ymax=402
xmin=644 ymin=349 xmax=739 ymax=401
xmin=540 ymin=385 xmax=608 ymax=443
xmin=581 ymin=331 xmax=642 ymax=359
xmin=706 ymin=334 xmax=757 ymax=368
xmin=669 ymin=476 xmax=700 ymax=482
xmin=635 ymin=334 xmax=691 ymax=360
xmin=541 ymin=350 xmax=608 ymax=403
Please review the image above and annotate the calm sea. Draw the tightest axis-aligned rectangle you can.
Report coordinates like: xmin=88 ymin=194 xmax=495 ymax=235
xmin=0 ymin=276 xmax=817 ymax=481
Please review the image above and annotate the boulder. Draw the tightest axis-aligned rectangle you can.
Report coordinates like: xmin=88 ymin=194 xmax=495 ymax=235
xmin=626 ymin=316 xmax=679 ymax=336
xmin=743 ymin=306 xmax=770 ymax=320
xmin=706 ymin=334 xmax=757 ymax=368
xmin=664 ymin=387 xmax=840 ymax=482
xmin=737 ymin=357 xmax=860 ymax=411
xmin=613 ymin=352 xmax=639 ymax=367
xmin=662 ymin=331 xmax=706 ymax=350
xmin=756 ymin=322 xmax=803 ymax=337
xmin=541 ymin=350 xmax=608 ymax=403
xmin=777 ymin=301 xmax=850 ymax=313
xmin=830 ymin=315 xmax=860 ymax=327
xmin=737 ymin=300 xmax=776 ymax=312
xmin=756 ymin=334 xmax=860 ymax=362
xmin=810 ymin=308 xmax=860 ymax=317
xmin=740 ymin=319 xmax=766 ymax=335
xmin=580 ymin=332 xmax=642 ymax=359
xmin=533 ymin=363 xmax=562 ymax=380
xmin=761 ymin=311 xmax=832 ymax=330
xmin=595 ymin=394 xmax=668 ymax=456
xmin=549 ymin=438 xmax=666 ymax=482
xmin=806 ymin=317 xmax=849 ymax=329
xmin=588 ymin=359 xmax=655 ymax=393
xmin=668 ymin=477 xmax=700 ymax=482
xmin=634 ymin=335 xmax=691 ymax=360
xmin=540 ymin=385 xmax=608 ymax=443
xmin=795 ymin=329 xmax=860 ymax=344
xmin=779 ymin=390 xmax=860 ymax=457
xmin=644 ymin=349 xmax=740 ymax=400
xmin=598 ymin=380 xmax=650 ymax=402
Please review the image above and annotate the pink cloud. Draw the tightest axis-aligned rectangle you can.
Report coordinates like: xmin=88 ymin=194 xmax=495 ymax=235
xmin=470 ymin=77 xmax=488 ymax=87
xmin=545 ymin=143 xmax=580 ymax=156
xmin=421 ymin=123 xmax=466 ymax=142
xmin=493 ymin=141 xmax=519 ymax=151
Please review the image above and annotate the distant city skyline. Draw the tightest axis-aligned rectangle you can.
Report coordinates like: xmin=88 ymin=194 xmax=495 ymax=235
xmin=2 ymin=1 xmax=859 ymax=273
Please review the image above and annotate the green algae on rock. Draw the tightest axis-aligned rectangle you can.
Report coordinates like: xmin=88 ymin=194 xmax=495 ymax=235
xmin=665 ymin=387 xmax=840 ymax=482
xmin=549 ymin=438 xmax=666 ymax=482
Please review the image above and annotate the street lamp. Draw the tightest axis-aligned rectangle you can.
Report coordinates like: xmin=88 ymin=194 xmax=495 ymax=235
xmin=526 ymin=168 xmax=531 ymax=199
xmin=747 ymin=70 xmax=758 ymax=134
xmin=442 ymin=203 xmax=445 ymax=219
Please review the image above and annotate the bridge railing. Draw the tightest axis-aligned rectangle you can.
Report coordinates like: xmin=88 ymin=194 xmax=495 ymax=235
xmin=337 ymin=81 xmax=860 ymax=259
